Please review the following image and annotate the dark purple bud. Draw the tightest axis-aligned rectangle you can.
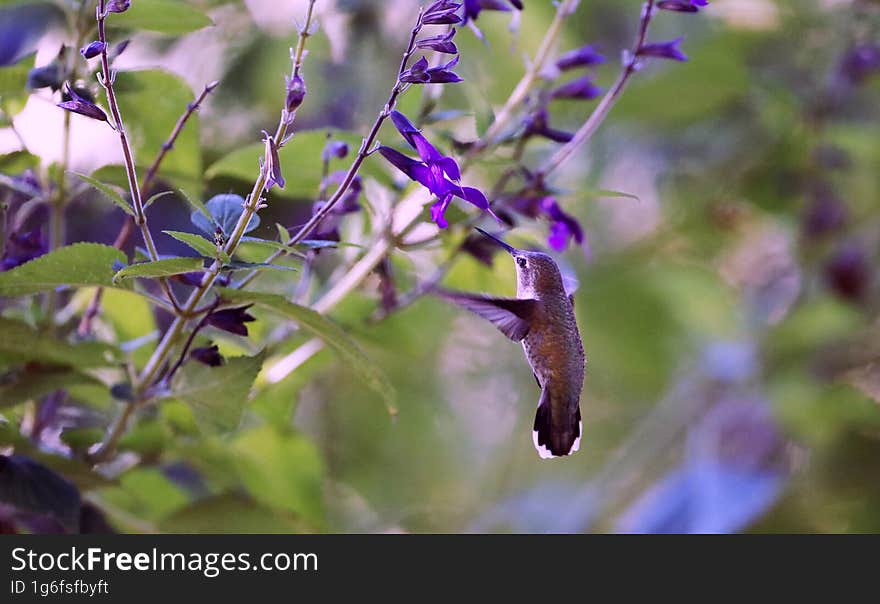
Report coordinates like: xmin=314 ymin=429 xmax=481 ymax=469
xmin=426 ymin=55 xmax=463 ymax=83
xmin=839 ymin=43 xmax=880 ymax=85
xmin=401 ymin=55 xmax=463 ymax=84
xmin=285 ymin=74 xmax=307 ymax=113
xmin=463 ymin=0 xmax=521 ymax=22
xmin=522 ymin=108 xmax=573 ymax=143
xmin=61 ymin=85 xmax=95 ymax=103
xmin=556 ymin=45 xmax=606 ymax=71
xmin=550 ymin=75 xmax=603 ymax=100
xmin=322 ymin=140 xmax=349 ymax=162
xmin=416 ymin=29 xmax=459 ymax=54
xmin=26 ymin=63 xmax=62 ymax=91
xmin=172 ymin=271 xmax=205 ymax=287
xmin=57 ymin=84 xmax=108 ymax=122
xmin=423 ymin=0 xmax=463 ymax=25
xmin=80 ymin=41 xmax=106 ymax=59
xmin=0 ymin=228 xmax=47 ymax=271
xmin=263 ymin=132 xmax=285 ymax=190
xmin=657 ymin=0 xmax=709 ymax=12
xmin=638 ymin=38 xmax=688 ymax=62
xmin=105 ymin=0 xmax=131 ymax=14
xmin=801 ymin=185 xmax=847 ymax=240
xmin=191 ymin=344 xmax=223 ymax=367
xmin=206 ymin=305 xmax=256 ymax=337
xmin=824 ymin=243 xmax=871 ymax=302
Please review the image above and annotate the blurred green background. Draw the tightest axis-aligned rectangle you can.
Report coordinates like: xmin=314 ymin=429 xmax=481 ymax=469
xmin=1 ymin=0 xmax=880 ymax=533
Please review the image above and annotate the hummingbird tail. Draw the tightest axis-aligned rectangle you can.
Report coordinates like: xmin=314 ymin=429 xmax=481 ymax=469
xmin=532 ymin=389 xmax=582 ymax=459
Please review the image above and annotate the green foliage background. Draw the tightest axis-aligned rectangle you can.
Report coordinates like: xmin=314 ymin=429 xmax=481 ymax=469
xmin=1 ymin=0 xmax=880 ymax=533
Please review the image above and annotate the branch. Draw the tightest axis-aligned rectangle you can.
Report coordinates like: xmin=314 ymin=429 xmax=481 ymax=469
xmin=78 ymin=80 xmax=219 ymax=336
xmin=286 ymin=9 xmax=426 ymax=247
xmin=464 ymin=0 xmax=580 ymax=158
xmin=135 ymin=0 xmax=320 ymax=393
xmin=93 ymin=0 xmax=179 ymax=311
xmin=536 ymin=0 xmax=658 ymax=179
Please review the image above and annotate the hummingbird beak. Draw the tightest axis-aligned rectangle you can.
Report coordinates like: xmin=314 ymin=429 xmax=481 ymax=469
xmin=475 ymin=227 xmax=516 ymax=255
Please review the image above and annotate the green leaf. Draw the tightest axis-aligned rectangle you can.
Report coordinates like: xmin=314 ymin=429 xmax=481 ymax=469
xmin=115 ymin=71 xmax=203 ymax=187
xmin=160 ymin=494 xmax=308 ymax=534
xmin=144 ymin=190 xmax=174 ymax=209
xmin=0 ymin=318 xmax=123 ymax=368
xmin=113 ymin=256 xmax=204 ymax=282
xmin=0 ymin=366 xmax=104 ymax=410
xmin=0 ymin=243 xmax=127 ymax=297
xmin=113 ymin=0 xmax=213 ymax=35
xmin=276 ymin=223 xmax=290 ymax=244
xmin=163 ymin=230 xmax=230 ymax=263
xmin=233 ymin=425 xmax=323 ymax=527
xmin=172 ymin=351 xmax=266 ymax=432
xmin=218 ymin=288 xmax=398 ymax=415
xmin=72 ymin=172 xmax=134 ymax=217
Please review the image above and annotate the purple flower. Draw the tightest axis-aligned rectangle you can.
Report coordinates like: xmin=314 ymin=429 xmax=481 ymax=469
xmin=400 ymin=56 xmax=463 ymax=84
xmin=523 ymin=108 xmax=573 ymax=143
xmin=79 ymin=41 xmax=106 ymax=59
xmin=637 ymin=37 xmax=688 ymax=62
xmin=207 ymin=305 xmax=256 ymax=337
xmin=422 ymin=1 xmax=463 ymax=25
xmin=322 ymin=140 xmax=349 ymax=162
xmin=551 ymin=75 xmax=603 ymax=100
xmin=379 ymin=111 xmax=497 ymax=229
xmin=657 ymin=0 xmax=709 ymax=12
xmin=839 ymin=43 xmax=880 ymax=85
xmin=285 ymin=74 xmax=306 ymax=113
xmin=802 ymin=184 xmax=847 ymax=240
xmin=263 ymin=132 xmax=285 ymax=190
xmin=463 ymin=0 xmax=522 ymax=23
xmin=556 ymin=45 xmax=606 ymax=71
xmin=416 ymin=29 xmax=459 ymax=55
xmin=27 ymin=63 xmax=62 ymax=91
xmin=509 ymin=196 xmax=583 ymax=251
xmin=824 ymin=242 xmax=871 ymax=302
xmin=191 ymin=344 xmax=223 ymax=367
xmin=56 ymin=84 xmax=108 ymax=122
xmin=105 ymin=0 xmax=131 ymax=14
xmin=0 ymin=228 xmax=46 ymax=271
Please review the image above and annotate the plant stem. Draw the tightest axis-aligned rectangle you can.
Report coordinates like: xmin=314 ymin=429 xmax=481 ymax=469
xmin=234 ymin=10 xmax=426 ymax=290
xmin=78 ymin=81 xmax=219 ymax=336
xmin=135 ymin=0 xmax=316 ymax=397
xmin=94 ymin=0 xmax=180 ymax=313
xmin=536 ymin=0 xmax=657 ymax=179
xmin=464 ymin=0 xmax=579 ymax=158
xmin=286 ymin=12 xmax=424 ymax=248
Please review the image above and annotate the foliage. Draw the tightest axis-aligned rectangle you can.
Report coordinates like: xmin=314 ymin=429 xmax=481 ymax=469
xmin=0 ymin=0 xmax=879 ymax=535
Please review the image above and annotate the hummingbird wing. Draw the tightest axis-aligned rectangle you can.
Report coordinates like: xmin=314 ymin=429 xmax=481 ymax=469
xmin=437 ymin=290 xmax=538 ymax=341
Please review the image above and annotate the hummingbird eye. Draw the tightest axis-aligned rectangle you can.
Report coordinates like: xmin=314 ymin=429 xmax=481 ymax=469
xmin=516 ymin=257 xmax=527 ymax=268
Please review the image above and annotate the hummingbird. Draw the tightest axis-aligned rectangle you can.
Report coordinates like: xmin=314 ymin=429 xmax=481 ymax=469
xmin=438 ymin=228 xmax=585 ymax=459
